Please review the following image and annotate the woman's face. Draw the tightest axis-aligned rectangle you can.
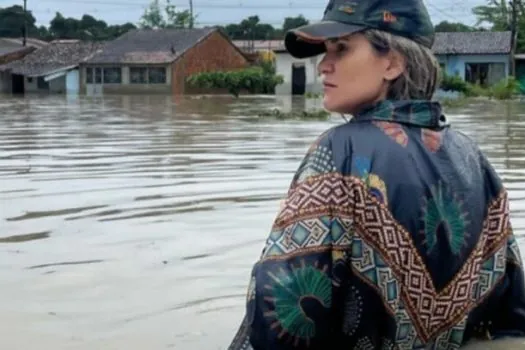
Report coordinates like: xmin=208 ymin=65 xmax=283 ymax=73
xmin=317 ymin=33 xmax=403 ymax=115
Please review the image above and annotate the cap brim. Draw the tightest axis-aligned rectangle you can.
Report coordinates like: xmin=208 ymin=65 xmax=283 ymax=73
xmin=284 ymin=21 xmax=366 ymax=58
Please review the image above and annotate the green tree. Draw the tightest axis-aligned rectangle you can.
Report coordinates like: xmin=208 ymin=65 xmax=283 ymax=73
xmin=139 ymin=0 xmax=165 ymax=28
xmin=48 ymin=12 xmax=135 ymax=40
xmin=140 ymin=0 xmax=196 ymax=29
xmin=282 ymin=15 xmax=309 ymax=33
xmin=220 ymin=15 xmax=277 ymax=40
xmin=165 ymin=0 xmax=194 ymax=28
xmin=473 ymin=0 xmax=513 ymax=30
xmin=472 ymin=0 xmax=525 ymax=52
xmin=434 ymin=20 xmax=476 ymax=32
xmin=0 ymin=5 xmax=38 ymax=38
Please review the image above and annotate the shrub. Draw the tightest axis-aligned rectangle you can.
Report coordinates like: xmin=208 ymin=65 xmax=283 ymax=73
xmin=187 ymin=67 xmax=284 ymax=97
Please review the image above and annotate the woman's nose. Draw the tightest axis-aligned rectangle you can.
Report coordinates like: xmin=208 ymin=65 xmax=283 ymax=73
xmin=318 ymin=55 xmax=334 ymax=76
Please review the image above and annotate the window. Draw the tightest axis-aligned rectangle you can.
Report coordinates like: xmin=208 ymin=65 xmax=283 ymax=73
xmin=86 ymin=67 xmax=101 ymax=83
xmin=130 ymin=67 xmax=148 ymax=84
xmin=465 ymin=63 xmax=489 ymax=86
xmin=129 ymin=66 xmax=167 ymax=84
xmin=86 ymin=67 xmax=93 ymax=83
xmin=86 ymin=66 xmax=166 ymax=84
xmin=103 ymin=67 xmax=122 ymax=84
xmin=94 ymin=68 xmax=102 ymax=83
xmin=148 ymin=67 xmax=166 ymax=84
xmin=465 ymin=62 xmax=507 ymax=87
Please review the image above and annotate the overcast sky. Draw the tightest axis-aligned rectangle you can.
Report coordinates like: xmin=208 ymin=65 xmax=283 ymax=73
xmin=1 ymin=0 xmax=486 ymax=28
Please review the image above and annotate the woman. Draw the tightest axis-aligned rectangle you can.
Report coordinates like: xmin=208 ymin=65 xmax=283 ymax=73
xmin=228 ymin=0 xmax=525 ymax=348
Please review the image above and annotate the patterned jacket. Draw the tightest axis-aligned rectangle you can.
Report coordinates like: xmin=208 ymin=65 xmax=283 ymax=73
xmin=228 ymin=99 xmax=525 ymax=349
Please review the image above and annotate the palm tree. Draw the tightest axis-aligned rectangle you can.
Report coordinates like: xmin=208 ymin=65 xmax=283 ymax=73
xmin=472 ymin=0 xmax=513 ymax=30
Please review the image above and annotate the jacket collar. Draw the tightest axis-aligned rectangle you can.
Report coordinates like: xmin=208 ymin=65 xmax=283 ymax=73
xmin=351 ymin=100 xmax=448 ymax=129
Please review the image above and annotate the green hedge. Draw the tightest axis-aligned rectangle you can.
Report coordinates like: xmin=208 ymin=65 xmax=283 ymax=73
xmin=186 ymin=67 xmax=284 ymax=97
xmin=439 ymin=71 xmax=519 ymax=100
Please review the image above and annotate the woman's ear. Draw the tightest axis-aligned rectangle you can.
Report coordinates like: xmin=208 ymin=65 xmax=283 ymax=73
xmin=383 ymin=50 xmax=406 ymax=81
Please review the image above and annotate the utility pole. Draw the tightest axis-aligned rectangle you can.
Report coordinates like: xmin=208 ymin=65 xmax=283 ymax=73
xmin=23 ymin=0 xmax=27 ymax=46
xmin=510 ymin=0 xmax=518 ymax=76
xmin=189 ymin=0 xmax=194 ymax=28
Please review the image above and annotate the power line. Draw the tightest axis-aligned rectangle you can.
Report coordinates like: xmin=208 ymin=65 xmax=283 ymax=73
xmin=189 ymin=0 xmax=193 ymax=28
xmin=510 ymin=0 xmax=520 ymax=75
xmin=424 ymin=0 xmax=477 ymax=25
xmin=23 ymin=0 xmax=27 ymax=45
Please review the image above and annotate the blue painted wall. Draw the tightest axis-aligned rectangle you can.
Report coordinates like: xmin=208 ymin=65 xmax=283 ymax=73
xmin=436 ymin=53 xmax=510 ymax=81
xmin=66 ymin=69 xmax=79 ymax=94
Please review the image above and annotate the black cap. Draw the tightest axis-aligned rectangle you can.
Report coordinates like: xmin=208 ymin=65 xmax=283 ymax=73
xmin=285 ymin=0 xmax=435 ymax=58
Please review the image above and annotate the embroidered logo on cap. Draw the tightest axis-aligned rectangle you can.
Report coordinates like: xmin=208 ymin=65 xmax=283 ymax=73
xmin=338 ymin=5 xmax=354 ymax=13
xmin=383 ymin=11 xmax=397 ymax=23
xmin=337 ymin=1 xmax=358 ymax=14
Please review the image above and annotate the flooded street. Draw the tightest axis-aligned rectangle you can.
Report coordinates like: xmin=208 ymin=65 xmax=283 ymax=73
xmin=1 ymin=95 xmax=525 ymax=349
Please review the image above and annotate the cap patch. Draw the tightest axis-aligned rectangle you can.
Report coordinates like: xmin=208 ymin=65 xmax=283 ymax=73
xmin=383 ymin=11 xmax=397 ymax=23
xmin=337 ymin=1 xmax=358 ymax=14
xmin=338 ymin=5 xmax=354 ymax=14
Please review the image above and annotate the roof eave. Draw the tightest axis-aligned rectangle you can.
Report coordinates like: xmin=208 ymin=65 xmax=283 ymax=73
xmin=28 ymin=64 xmax=79 ymax=78
xmin=82 ymin=59 xmax=175 ymax=65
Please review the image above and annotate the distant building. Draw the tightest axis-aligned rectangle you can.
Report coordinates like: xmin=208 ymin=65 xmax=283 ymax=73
xmin=433 ymin=31 xmax=511 ymax=87
xmin=80 ymin=27 xmax=249 ymax=96
xmin=234 ymin=40 xmax=323 ymax=98
xmin=0 ymin=37 xmax=48 ymax=93
xmin=272 ymin=31 xmax=513 ymax=95
xmin=233 ymin=39 xmax=325 ymax=96
xmin=0 ymin=40 xmax=103 ymax=94
xmin=274 ymin=45 xmax=323 ymax=96
xmin=232 ymin=40 xmax=285 ymax=53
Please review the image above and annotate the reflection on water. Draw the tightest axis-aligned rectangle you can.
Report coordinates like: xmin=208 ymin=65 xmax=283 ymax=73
xmin=1 ymin=94 xmax=525 ymax=349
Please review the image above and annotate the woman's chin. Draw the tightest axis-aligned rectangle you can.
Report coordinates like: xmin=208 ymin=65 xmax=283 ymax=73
xmin=322 ymin=97 xmax=336 ymax=112
xmin=322 ymin=97 xmax=344 ymax=114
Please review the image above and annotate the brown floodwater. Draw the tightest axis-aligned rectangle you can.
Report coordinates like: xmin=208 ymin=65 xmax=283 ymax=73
xmin=1 ymin=94 xmax=524 ymax=349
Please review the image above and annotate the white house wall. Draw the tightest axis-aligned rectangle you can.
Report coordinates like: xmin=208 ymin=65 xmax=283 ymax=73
xmin=49 ymin=76 xmax=66 ymax=93
xmin=24 ymin=77 xmax=38 ymax=92
xmin=25 ymin=76 xmax=67 ymax=93
xmin=0 ymin=72 xmax=11 ymax=93
xmin=275 ymin=52 xmax=323 ymax=95
xmin=22 ymin=70 xmax=75 ymax=94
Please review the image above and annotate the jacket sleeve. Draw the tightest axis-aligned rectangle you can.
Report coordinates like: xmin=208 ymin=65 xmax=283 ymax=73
xmin=229 ymin=130 xmax=354 ymax=350
xmin=491 ymin=231 xmax=525 ymax=338
xmin=477 ymin=156 xmax=525 ymax=339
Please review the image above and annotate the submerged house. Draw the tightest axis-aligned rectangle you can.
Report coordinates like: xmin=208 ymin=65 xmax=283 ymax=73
xmin=0 ymin=40 xmax=104 ymax=94
xmin=433 ymin=31 xmax=511 ymax=86
xmin=273 ymin=42 xmax=323 ymax=96
xmin=0 ymin=37 xmax=48 ymax=93
xmin=80 ymin=27 xmax=249 ymax=95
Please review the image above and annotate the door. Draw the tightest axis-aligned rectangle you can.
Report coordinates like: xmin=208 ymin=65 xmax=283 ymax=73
xmin=12 ymin=74 xmax=24 ymax=94
xmin=292 ymin=63 xmax=306 ymax=95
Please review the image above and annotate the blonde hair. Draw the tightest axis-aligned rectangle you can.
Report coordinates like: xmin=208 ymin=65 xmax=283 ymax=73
xmin=363 ymin=29 xmax=441 ymax=100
